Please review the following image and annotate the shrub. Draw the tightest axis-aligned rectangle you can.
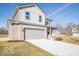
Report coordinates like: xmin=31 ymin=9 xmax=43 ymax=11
xmin=55 ymin=37 xmax=63 ymax=41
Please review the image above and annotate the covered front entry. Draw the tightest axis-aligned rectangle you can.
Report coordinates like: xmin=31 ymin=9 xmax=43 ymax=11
xmin=24 ymin=28 xmax=45 ymax=40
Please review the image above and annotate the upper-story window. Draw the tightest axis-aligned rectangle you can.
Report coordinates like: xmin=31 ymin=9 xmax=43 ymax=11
xmin=39 ymin=16 xmax=42 ymax=22
xmin=26 ymin=12 xmax=30 ymax=19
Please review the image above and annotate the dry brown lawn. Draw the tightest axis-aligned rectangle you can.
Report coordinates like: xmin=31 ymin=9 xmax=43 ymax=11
xmin=61 ymin=35 xmax=79 ymax=45
xmin=0 ymin=35 xmax=8 ymax=41
xmin=0 ymin=37 xmax=8 ymax=41
xmin=55 ymin=35 xmax=79 ymax=45
xmin=0 ymin=37 xmax=53 ymax=56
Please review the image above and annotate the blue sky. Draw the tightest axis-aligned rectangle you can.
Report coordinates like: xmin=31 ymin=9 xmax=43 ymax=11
xmin=0 ymin=3 xmax=79 ymax=28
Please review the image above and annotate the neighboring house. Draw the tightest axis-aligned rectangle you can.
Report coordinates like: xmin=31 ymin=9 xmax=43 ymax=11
xmin=72 ymin=27 xmax=79 ymax=38
xmin=52 ymin=28 xmax=61 ymax=37
xmin=8 ymin=4 xmax=53 ymax=40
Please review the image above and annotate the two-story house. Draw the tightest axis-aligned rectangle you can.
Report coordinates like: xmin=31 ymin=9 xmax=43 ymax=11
xmin=8 ymin=4 xmax=53 ymax=40
xmin=72 ymin=27 xmax=79 ymax=39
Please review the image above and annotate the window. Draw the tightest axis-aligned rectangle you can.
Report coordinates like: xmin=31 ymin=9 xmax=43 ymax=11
xmin=39 ymin=16 xmax=42 ymax=22
xmin=26 ymin=12 xmax=30 ymax=19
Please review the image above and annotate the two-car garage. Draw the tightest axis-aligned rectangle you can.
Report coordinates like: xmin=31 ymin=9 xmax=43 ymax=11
xmin=24 ymin=28 xmax=46 ymax=40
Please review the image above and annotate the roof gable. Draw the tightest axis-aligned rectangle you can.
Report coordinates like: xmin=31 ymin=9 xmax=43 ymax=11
xmin=18 ymin=4 xmax=47 ymax=15
xmin=12 ymin=4 xmax=48 ymax=19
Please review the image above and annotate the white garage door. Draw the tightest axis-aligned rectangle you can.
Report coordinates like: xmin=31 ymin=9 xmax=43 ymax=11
xmin=25 ymin=28 xmax=45 ymax=40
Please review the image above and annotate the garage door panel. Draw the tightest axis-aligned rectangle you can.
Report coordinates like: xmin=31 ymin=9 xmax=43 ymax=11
xmin=25 ymin=28 xmax=45 ymax=40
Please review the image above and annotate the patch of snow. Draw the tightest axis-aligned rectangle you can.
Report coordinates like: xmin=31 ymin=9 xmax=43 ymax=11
xmin=26 ymin=39 xmax=79 ymax=56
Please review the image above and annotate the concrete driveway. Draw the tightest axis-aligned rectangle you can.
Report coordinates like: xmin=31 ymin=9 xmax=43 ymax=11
xmin=26 ymin=39 xmax=79 ymax=56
